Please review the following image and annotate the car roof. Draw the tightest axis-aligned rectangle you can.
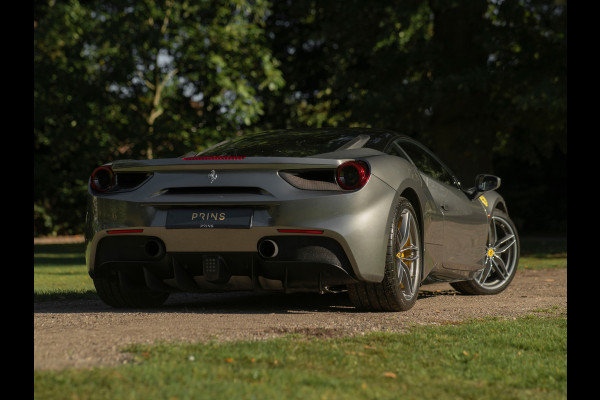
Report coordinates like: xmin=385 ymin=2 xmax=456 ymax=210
xmin=198 ymin=127 xmax=407 ymax=158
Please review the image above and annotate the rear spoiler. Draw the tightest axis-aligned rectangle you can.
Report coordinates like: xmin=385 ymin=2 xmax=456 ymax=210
xmin=110 ymin=157 xmax=344 ymax=172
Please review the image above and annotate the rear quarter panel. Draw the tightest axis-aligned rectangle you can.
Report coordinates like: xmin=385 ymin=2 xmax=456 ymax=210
xmin=366 ymin=154 xmax=445 ymax=280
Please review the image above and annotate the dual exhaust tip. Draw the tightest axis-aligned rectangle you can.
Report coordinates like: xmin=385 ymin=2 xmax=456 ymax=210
xmin=258 ymin=239 xmax=279 ymax=259
xmin=144 ymin=239 xmax=166 ymax=259
xmin=143 ymin=237 xmax=279 ymax=259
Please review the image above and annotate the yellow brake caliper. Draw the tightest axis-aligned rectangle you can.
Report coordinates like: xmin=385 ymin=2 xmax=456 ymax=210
xmin=396 ymin=219 xmax=410 ymax=289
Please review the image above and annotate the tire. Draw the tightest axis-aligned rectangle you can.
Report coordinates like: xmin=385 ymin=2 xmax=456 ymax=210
xmin=451 ymin=209 xmax=520 ymax=295
xmin=348 ymin=197 xmax=422 ymax=311
xmin=93 ymin=275 xmax=169 ymax=308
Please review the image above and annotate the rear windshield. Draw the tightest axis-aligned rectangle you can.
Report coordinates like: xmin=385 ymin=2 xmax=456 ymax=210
xmin=198 ymin=129 xmax=396 ymax=158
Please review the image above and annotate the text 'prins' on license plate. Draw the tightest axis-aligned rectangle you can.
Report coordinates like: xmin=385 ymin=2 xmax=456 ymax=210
xmin=166 ymin=208 xmax=253 ymax=229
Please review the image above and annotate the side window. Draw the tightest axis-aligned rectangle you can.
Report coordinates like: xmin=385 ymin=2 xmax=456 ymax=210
xmin=397 ymin=140 xmax=455 ymax=187
xmin=385 ymin=142 xmax=411 ymax=161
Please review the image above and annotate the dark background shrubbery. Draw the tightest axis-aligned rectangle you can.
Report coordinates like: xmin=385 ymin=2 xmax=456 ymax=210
xmin=34 ymin=0 xmax=566 ymax=237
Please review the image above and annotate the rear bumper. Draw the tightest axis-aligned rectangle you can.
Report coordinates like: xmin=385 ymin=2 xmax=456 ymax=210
xmin=89 ymin=234 xmax=357 ymax=293
xmin=85 ymin=174 xmax=398 ymax=290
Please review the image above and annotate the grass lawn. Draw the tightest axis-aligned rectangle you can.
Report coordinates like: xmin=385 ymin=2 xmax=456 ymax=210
xmin=34 ymin=313 xmax=567 ymax=400
xmin=34 ymin=237 xmax=567 ymax=399
xmin=519 ymin=237 xmax=567 ymax=270
xmin=34 ymin=243 xmax=97 ymax=301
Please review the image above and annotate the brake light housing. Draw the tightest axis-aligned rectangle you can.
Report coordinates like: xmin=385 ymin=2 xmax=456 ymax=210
xmin=182 ymin=156 xmax=246 ymax=160
xmin=336 ymin=160 xmax=370 ymax=190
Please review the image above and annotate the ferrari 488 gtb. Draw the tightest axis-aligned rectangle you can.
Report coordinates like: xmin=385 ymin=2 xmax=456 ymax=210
xmin=85 ymin=128 xmax=519 ymax=311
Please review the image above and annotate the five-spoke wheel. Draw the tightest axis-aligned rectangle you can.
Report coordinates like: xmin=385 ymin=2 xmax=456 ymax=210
xmin=394 ymin=207 xmax=421 ymax=302
xmin=451 ymin=209 xmax=519 ymax=295
xmin=348 ymin=197 xmax=422 ymax=311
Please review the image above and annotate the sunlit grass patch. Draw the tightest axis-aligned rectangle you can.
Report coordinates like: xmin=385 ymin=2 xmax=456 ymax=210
xmin=34 ymin=243 xmax=96 ymax=301
xmin=519 ymin=237 xmax=566 ymax=270
xmin=34 ymin=315 xmax=567 ymax=400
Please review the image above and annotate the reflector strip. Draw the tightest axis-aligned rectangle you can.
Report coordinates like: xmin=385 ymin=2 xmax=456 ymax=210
xmin=182 ymin=156 xmax=246 ymax=160
xmin=277 ymin=229 xmax=324 ymax=234
xmin=107 ymin=229 xmax=144 ymax=234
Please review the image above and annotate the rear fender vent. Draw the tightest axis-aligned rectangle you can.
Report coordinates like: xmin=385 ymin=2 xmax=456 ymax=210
xmin=279 ymin=169 xmax=340 ymax=191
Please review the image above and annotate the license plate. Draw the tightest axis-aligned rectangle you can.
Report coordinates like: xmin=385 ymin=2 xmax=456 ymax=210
xmin=166 ymin=208 xmax=253 ymax=229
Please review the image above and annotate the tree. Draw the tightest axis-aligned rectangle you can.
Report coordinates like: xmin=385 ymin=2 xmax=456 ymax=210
xmin=34 ymin=0 xmax=284 ymax=235
xmin=262 ymin=0 xmax=566 ymax=233
xmin=34 ymin=0 xmax=566 ymax=235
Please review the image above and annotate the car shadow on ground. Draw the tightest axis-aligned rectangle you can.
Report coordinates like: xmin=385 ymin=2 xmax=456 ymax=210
xmin=34 ymin=286 xmax=461 ymax=315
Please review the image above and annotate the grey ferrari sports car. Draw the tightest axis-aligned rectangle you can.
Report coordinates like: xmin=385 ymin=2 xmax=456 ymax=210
xmin=85 ymin=128 xmax=519 ymax=311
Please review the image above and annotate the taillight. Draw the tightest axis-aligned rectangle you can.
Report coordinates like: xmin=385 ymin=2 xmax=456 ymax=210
xmin=336 ymin=161 xmax=370 ymax=190
xmin=90 ymin=166 xmax=116 ymax=192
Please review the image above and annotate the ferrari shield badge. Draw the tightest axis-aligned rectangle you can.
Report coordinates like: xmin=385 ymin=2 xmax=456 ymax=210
xmin=479 ymin=195 xmax=488 ymax=207
xmin=208 ymin=169 xmax=218 ymax=184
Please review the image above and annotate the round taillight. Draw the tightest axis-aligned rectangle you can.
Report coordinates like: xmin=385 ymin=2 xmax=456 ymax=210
xmin=90 ymin=166 xmax=115 ymax=192
xmin=336 ymin=160 xmax=370 ymax=190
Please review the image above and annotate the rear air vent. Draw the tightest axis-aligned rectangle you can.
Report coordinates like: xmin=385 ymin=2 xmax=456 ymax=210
xmin=279 ymin=169 xmax=339 ymax=191
xmin=116 ymin=172 xmax=152 ymax=189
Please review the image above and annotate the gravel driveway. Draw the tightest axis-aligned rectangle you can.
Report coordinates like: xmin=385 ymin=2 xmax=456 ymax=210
xmin=34 ymin=268 xmax=566 ymax=371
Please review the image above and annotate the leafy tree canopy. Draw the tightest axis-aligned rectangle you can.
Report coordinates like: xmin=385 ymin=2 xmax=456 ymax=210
xmin=34 ymin=0 xmax=284 ymax=234
xmin=34 ymin=0 xmax=566 ymax=236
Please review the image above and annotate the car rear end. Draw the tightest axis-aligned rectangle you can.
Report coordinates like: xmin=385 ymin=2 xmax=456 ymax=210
xmin=85 ymin=154 xmax=397 ymax=303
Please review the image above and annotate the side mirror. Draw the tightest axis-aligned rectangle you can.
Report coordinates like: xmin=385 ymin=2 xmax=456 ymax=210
xmin=469 ymin=174 xmax=501 ymax=200
xmin=476 ymin=174 xmax=501 ymax=192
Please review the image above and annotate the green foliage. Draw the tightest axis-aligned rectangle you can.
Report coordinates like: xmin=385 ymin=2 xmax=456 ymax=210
xmin=486 ymin=0 xmax=567 ymax=160
xmin=520 ymin=237 xmax=566 ymax=257
xmin=34 ymin=0 xmax=566 ymax=236
xmin=261 ymin=0 xmax=566 ymax=234
xmin=263 ymin=1 xmax=565 ymax=173
xmin=34 ymin=315 xmax=567 ymax=399
xmin=34 ymin=0 xmax=284 ymax=235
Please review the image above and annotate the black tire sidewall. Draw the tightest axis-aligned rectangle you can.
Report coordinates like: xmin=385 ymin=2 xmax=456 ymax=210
xmin=381 ymin=197 xmax=422 ymax=310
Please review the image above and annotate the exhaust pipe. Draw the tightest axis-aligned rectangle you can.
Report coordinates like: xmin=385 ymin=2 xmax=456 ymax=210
xmin=144 ymin=239 xmax=165 ymax=259
xmin=258 ymin=239 xmax=279 ymax=258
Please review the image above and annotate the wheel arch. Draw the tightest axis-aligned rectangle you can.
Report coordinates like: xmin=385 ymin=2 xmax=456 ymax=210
xmin=494 ymin=198 xmax=508 ymax=214
xmin=399 ymin=187 xmax=423 ymax=235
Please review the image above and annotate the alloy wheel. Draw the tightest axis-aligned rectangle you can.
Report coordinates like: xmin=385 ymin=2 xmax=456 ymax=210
xmin=395 ymin=209 xmax=421 ymax=300
xmin=476 ymin=215 xmax=519 ymax=290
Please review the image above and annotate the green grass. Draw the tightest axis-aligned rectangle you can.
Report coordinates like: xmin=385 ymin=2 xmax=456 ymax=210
xmin=518 ymin=254 xmax=567 ymax=270
xmin=34 ymin=243 xmax=97 ymax=301
xmin=34 ymin=314 xmax=567 ymax=400
xmin=519 ymin=237 xmax=567 ymax=270
xmin=34 ymin=238 xmax=567 ymax=399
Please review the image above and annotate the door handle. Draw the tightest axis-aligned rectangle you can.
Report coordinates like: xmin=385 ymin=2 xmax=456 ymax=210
xmin=440 ymin=203 xmax=449 ymax=211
